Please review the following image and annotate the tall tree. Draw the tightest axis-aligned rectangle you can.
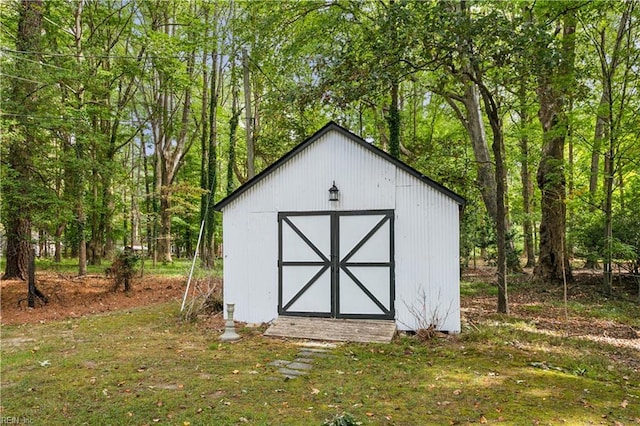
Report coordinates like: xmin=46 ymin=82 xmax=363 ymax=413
xmin=71 ymin=0 xmax=87 ymax=276
xmin=2 ymin=0 xmax=44 ymax=280
xmin=139 ymin=1 xmax=198 ymax=263
xmin=242 ymin=48 xmax=255 ymax=178
xmin=582 ymin=2 xmax=637 ymax=292
xmin=84 ymin=0 xmax=142 ymax=264
xmin=199 ymin=2 xmax=224 ymax=267
xmin=227 ymin=54 xmax=241 ymax=196
xmin=532 ymin=5 xmax=577 ymax=283
xmin=451 ymin=1 xmax=512 ymax=312
xmin=517 ymin=82 xmax=537 ymax=268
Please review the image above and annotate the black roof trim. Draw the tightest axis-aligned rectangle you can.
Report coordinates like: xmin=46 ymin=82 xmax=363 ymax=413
xmin=213 ymin=121 xmax=466 ymax=211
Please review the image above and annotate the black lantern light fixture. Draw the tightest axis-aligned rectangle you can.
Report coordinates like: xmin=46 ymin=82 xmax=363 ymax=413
xmin=329 ymin=181 xmax=339 ymax=202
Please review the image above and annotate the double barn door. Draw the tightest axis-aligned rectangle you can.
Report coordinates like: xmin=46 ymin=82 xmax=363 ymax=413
xmin=278 ymin=210 xmax=394 ymax=320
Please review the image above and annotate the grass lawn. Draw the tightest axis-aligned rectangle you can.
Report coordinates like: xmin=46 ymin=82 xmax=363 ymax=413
xmin=1 ymin=277 xmax=639 ymax=425
xmin=32 ymin=258 xmax=208 ymax=278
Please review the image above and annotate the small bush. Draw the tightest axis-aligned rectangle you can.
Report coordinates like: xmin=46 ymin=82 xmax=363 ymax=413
xmin=415 ymin=324 xmax=438 ymax=342
xmin=109 ymin=248 xmax=139 ymax=292
xmin=322 ymin=412 xmax=361 ymax=426
xmin=181 ymin=276 xmax=223 ymax=322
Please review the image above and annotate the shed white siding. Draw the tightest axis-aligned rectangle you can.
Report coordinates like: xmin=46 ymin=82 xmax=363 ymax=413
xmin=230 ymin=132 xmax=397 ymax=213
xmin=394 ymin=171 xmax=460 ymax=331
xmin=219 ymin=124 xmax=462 ymax=332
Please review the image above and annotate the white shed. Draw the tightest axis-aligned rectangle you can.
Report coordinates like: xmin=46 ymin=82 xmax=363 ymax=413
xmin=214 ymin=122 xmax=465 ymax=333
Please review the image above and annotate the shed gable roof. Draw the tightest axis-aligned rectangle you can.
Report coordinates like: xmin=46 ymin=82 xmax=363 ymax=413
xmin=214 ymin=122 xmax=466 ymax=211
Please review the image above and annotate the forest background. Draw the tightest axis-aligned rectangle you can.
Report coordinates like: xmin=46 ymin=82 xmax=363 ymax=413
xmin=1 ymin=0 xmax=639 ymax=311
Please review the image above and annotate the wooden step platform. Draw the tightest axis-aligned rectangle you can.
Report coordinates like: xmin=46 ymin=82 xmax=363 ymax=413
xmin=264 ymin=316 xmax=396 ymax=344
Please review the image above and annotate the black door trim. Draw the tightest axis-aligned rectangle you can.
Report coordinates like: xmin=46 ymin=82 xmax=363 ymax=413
xmin=278 ymin=210 xmax=395 ymax=319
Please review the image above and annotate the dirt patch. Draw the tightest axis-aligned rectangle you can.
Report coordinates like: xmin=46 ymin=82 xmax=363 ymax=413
xmin=0 ymin=271 xmax=193 ymax=326
xmin=461 ymin=267 xmax=640 ymax=372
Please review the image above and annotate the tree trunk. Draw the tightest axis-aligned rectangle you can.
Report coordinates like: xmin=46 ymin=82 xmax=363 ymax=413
xmin=388 ymin=80 xmax=401 ymax=159
xmin=153 ymin=138 xmax=161 ymax=265
xmin=520 ymin=133 xmax=536 ymax=268
xmin=492 ymin=119 xmax=508 ymax=314
xmin=158 ymin=169 xmax=173 ymax=263
xmin=77 ymin=206 xmax=87 ymax=276
xmin=462 ymin=83 xmax=498 ymax=223
xmin=242 ymin=48 xmax=255 ymax=179
xmin=228 ymin=57 xmax=240 ymax=196
xmin=142 ymin=136 xmax=154 ymax=264
xmin=73 ymin=0 xmax=87 ymax=276
xmin=603 ymin=142 xmax=614 ymax=294
xmin=567 ymin=97 xmax=575 ymax=196
xmin=584 ymin=56 xmax=609 ymax=269
xmin=600 ymin=4 xmax=633 ymax=294
xmin=535 ymin=127 xmax=572 ymax=283
xmin=590 ymin=110 xmax=605 ymax=204
xmin=104 ymin=186 xmax=116 ymax=259
xmin=595 ymin=3 xmax=632 ymax=292
xmin=2 ymin=0 xmax=43 ymax=280
xmin=88 ymin=167 xmax=101 ymax=266
xmin=199 ymin=43 xmax=210 ymax=264
xmin=589 ymin=40 xmax=610 ymax=208
xmin=443 ymin=2 xmax=520 ymax=273
xmin=204 ymin=30 xmax=221 ymax=268
xmin=54 ymin=223 xmax=64 ymax=263
xmin=27 ymin=248 xmax=48 ymax=308
xmin=533 ymin=12 xmax=576 ymax=284
xmin=145 ymin=6 xmax=196 ymax=264
xmin=38 ymin=230 xmax=45 ymax=258
xmin=4 ymin=216 xmax=30 ymax=280
xmin=518 ymin=85 xmax=536 ymax=268
xmin=474 ymin=74 xmax=509 ymax=313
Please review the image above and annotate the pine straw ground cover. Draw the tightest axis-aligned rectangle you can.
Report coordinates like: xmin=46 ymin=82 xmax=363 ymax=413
xmin=1 ymin=270 xmax=639 ymax=425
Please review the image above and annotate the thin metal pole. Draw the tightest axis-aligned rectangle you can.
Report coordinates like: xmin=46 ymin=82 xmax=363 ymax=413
xmin=181 ymin=132 xmax=217 ymax=312
xmin=181 ymin=219 xmax=206 ymax=312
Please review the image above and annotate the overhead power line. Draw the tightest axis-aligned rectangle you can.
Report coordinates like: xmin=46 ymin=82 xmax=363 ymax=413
xmin=0 ymin=72 xmax=45 ymax=85
xmin=2 ymin=50 xmax=73 ymax=71
xmin=2 ymin=48 xmax=187 ymax=61
xmin=1 ymin=112 xmax=147 ymax=125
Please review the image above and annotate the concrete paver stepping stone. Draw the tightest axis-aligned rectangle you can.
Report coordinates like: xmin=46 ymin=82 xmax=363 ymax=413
xmin=278 ymin=367 xmax=307 ymax=378
xmin=272 ymin=342 xmax=337 ymax=379
xmin=268 ymin=360 xmax=291 ymax=367
xmin=299 ymin=350 xmax=332 ymax=358
xmin=287 ymin=362 xmax=313 ymax=371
